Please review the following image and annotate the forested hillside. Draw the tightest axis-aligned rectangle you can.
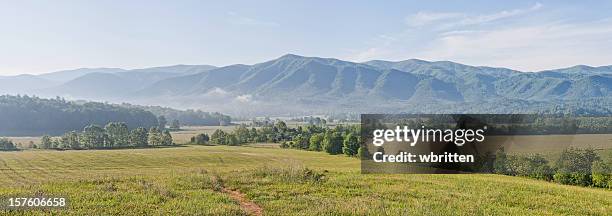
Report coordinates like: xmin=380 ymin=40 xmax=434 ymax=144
xmin=121 ymin=104 xmax=232 ymax=126
xmin=2 ymin=54 xmax=612 ymax=116
xmin=0 ymin=95 xmax=158 ymax=136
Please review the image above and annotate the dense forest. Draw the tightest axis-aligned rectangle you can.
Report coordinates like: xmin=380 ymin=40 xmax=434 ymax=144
xmin=0 ymin=95 xmax=158 ymax=136
xmin=121 ymin=104 xmax=232 ymax=126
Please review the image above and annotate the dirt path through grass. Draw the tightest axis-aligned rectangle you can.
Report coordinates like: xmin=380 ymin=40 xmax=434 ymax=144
xmin=222 ymin=188 xmax=263 ymax=216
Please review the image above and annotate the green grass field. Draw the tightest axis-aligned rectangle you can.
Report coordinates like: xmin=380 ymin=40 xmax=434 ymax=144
xmin=1 ymin=144 xmax=610 ymax=215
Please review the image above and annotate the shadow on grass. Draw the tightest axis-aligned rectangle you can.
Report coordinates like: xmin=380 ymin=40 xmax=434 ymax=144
xmin=45 ymin=145 xmax=189 ymax=151
xmin=0 ymin=148 xmax=21 ymax=152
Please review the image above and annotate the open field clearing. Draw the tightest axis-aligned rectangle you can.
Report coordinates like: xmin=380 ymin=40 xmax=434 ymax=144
xmin=493 ymin=134 xmax=612 ymax=161
xmin=170 ymin=126 xmax=238 ymax=144
xmin=497 ymin=134 xmax=612 ymax=153
xmin=6 ymin=137 xmax=42 ymax=148
xmin=0 ymin=145 xmax=610 ymax=215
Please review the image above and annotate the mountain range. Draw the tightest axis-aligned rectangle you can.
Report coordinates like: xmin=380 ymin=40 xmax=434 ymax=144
xmin=1 ymin=54 xmax=611 ymax=116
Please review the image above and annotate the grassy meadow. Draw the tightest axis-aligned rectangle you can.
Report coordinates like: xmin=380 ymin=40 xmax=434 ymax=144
xmin=170 ymin=126 xmax=239 ymax=144
xmin=0 ymin=143 xmax=611 ymax=215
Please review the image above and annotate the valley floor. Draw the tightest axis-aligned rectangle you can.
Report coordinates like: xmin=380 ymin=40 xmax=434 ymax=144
xmin=0 ymin=145 xmax=610 ymax=215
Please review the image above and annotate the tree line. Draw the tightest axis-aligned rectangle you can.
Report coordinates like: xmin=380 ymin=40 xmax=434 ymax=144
xmin=122 ymin=104 xmax=232 ymax=126
xmin=494 ymin=147 xmax=612 ymax=189
xmin=0 ymin=95 xmax=159 ymax=136
xmin=38 ymin=122 xmax=173 ymax=150
xmin=188 ymin=120 xmax=612 ymax=189
xmin=0 ymin=138 xmax=17 ymax=151
xmin=190 ymin=121 xmax=363 ymax=157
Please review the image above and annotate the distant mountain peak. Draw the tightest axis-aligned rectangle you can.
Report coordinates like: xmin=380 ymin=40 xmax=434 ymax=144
xmin=279 ymin=53 xmax=305 ymax=59
xmin=3 ymin=55 xmax=611 ymax=116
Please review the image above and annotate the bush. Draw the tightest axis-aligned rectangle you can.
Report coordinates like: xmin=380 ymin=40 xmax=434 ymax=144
xmin=554 ymin=147 xmax=600 ymax=186
xmin=190 ymin=133 xmax=209 ymax=145
xmin=308 ymin=133 xmax=323 ymax=151
xmin=493 ymin=148 xmax=509 ymax=175
xmin=357 ymin=147 xmax=369 ymax=159
xmin=591 ymin=157 xmax=612 ymax=188
xmin=254 ymin=166 xmax=325 ymax=184
xmin=526 ymin=155 xmax=554 ymax=181
xmin=553 ymin=172 xmax=591 ymax=186
xmin=505 ymin=154 xmax=553 ymax=181
xmin=553 ymin=173 xmax=572 ymax=185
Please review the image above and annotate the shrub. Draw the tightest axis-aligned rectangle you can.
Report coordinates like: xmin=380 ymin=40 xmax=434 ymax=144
xmin=554 ymin=147 xmax=600 ymax=186
xmin=591 ymin=156 xmax=612 ymax=188
xmin=322 ymin=132 xmax=343 ymax=155
xmin=553 ymin=173 xmax=573 ymax=185
xmin=505 ymin=154 xmax=553 ymax=181
xmin=357 ymin=147 xmax=369 ymax=159
xmin=554 ymin=172 xmax=591 ymax=186
xmin=342 ymin=133 xmax=359 ymax=156
xmin=254 ymin=166 xmax=325 ymax=184
xmin=190 ymin=133 xmax=209 ymax=145
xmin=308 ymin=133 xmax=324 ymax=151
xmin=493 ymin=148 xmax=509 ymax=175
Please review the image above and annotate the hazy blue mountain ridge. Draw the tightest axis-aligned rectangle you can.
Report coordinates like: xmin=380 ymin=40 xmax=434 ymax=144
xmin=1 ymin=54 xmax=611 ymax=115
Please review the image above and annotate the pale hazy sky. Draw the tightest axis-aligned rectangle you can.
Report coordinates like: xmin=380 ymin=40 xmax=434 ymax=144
xmin=1 ymin=0 xmax=612 ymax=75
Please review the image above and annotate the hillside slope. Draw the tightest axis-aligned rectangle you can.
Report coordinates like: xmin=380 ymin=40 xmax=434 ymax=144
xmin=2 ymin=54 xmax=612 ymax=115
xmin=0 ymin=145 xmax=609 ymax=215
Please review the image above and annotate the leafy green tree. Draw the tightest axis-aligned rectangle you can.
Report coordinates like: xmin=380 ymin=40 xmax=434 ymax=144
xmin=52 ymin=139 xmax=61 ymax=149
xmin=505 ymin=154 xmax=553 ymax=180
xmin=129 ymin=127 xmax=149 ymax=147
xmin=0 ymin=138 xmax=16 ymax=151
xmin=249 ymin=128 xmax=258 ymax=142
xmin=210 ymin=129 xmax=227 ymax=145
xmin=591 ymin=160 xmax=612 ymax=188
xmin=308 ymin=133 xmax=324 ymax=151
xmin=61 ymin=131 xmax=81 ymax=149
xmin=81 ymin=125 xmax=106 ymax=149
xmin=227 ymin=134 xmax=240 ymax=146
xmin=357 ymin=146 xmax=369 ymax=159
xmin=162 ymin=130 xmax=173 ymax=146
xmin=275 ymin=121 xmax=288 ymax=132
xmin=493 ymin=147 xmax=509 ymax=174
xmin=105 ymin=122 xmax=129 ymax=147
xmin=342 ymin=133 xmax=359 ymax=156
xmin=41 ymin=135 xmax=53 ymax=149
xmin=554 ymin=147 xmax=600 ymax=186
xmin=293 ymin=134 xmax=309 ymax=149
xmin=148 ymin=127 xmax=163 ymax=146
xmin=322 ymin=132 xmax=343 ymax=155
xmin=190 ymin=133 xmax=209 ymax=145
xmin=234 ymin=125 xmax=250 ymax=144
